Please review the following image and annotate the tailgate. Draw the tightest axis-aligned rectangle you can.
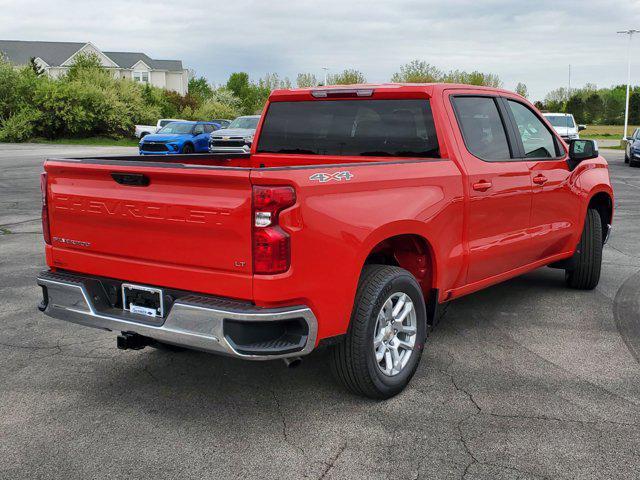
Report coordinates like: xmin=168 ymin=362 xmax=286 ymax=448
xmin=44 ymin=160 xmax=253 ymax=299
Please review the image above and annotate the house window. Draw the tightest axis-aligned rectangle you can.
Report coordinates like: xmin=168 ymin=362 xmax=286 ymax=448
xmin=133 ymin=71 xmax=149 ymax=83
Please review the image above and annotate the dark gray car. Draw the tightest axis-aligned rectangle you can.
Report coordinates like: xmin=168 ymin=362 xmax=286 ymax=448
xmin=208 ymin=115 xmax=261 ymax=154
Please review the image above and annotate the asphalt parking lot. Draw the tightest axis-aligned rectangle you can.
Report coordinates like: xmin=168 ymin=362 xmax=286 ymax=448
xmin=1 ymin=143 xmax=640 ymax=480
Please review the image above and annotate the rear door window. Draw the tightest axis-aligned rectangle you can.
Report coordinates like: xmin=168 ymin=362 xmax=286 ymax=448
xmin=451 ymin=96 xmax=512 ymax=161
xmin=257 ymin=99 xmax=439 ymax=157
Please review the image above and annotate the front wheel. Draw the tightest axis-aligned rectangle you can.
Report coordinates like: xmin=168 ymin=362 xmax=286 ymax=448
xmin=182 ymin=143 xmax=194 ymax=154
xmin=565 ymin=208 xmax=603 ymax=290
xmin=330 ymin=265 xmax=427 ymax=399
xmin=630 ymin=156 xmax=640 ymax=168
xmin=625 ymin=151 xmax=630 ymax=163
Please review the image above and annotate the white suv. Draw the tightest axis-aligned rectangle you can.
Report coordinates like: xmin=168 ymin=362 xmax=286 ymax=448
xmin=542 ymin=113 xmax=585 ymax=141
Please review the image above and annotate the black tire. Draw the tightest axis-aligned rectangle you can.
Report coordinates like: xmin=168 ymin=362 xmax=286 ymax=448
xmin=624 ymin=152 xmax=630 ymax=163
xmin=330 ymin=265 xmax=427 ymax=399
xmin=182 ymin=143 xmax=194 ymax=154
xmin=140 ymin=132 xmax=148 ymax=139
xmin=565 ymin=208 xmax=603 ymax=290
xmin=630 ymin=157 xmax=640 ymax=168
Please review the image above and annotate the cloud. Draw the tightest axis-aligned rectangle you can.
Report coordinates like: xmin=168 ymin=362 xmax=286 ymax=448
xmin=2 ymin=0 xmax=640 ymax=99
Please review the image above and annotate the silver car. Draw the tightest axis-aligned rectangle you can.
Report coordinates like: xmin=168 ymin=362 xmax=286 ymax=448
xmin=208 ymin=115 xmax=261 ymax=154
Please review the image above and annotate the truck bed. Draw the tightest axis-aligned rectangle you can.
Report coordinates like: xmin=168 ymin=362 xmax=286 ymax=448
xmin=43 ymin=151 xmax=419 ymax=302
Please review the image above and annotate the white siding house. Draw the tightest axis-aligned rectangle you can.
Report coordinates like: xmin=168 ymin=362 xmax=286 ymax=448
xmin=0 ymin=40 xmax=189 ymax=95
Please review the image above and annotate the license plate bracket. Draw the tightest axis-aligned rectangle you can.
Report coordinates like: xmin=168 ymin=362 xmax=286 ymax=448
xmin=122 ymin=283 xmax=164 ymax=318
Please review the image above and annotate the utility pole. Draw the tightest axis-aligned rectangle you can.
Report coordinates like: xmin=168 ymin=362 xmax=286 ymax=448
xmin=617 ymin=29 xmax=639 ymax=139
xmin=322 ymin=67 xmax=329 ymax=86
xmin=568 ymin=64 xmax=571 ymax=101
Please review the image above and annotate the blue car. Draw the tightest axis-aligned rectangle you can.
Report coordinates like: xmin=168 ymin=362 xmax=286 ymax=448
xmin=139 ymin=121 xmax=219 ymax=155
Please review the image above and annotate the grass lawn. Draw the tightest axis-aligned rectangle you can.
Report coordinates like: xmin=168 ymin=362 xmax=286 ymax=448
xmin=581 ymin=125 xmax=639 ymax=140
xmin=31 ymin=137 xmax=139 ymax=147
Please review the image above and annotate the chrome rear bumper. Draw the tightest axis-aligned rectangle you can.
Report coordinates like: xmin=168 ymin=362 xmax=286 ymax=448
xmin=36 ymin=270 xmax=317 ymax=360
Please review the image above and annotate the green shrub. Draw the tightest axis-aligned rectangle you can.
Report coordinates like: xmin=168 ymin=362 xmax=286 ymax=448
xmin=0 ymin=107 xmax=40 ymax=142
xmin=190 ymin=100 xmax=240 ymax=121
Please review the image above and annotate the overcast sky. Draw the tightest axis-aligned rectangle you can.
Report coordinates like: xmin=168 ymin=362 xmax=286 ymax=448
xmin=2 ymin=0 xmax=640 ymax=100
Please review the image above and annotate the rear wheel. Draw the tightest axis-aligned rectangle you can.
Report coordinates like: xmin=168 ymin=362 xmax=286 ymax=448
xmin=565 ymin=208 xmax=603 ymax=290
xmin=330 ymin=265 xmax=427 ymax=399
xmin=625 ymin=151 xmax=630 ymax=163
xmin=182 ymin=143 xmax=194 ymax=154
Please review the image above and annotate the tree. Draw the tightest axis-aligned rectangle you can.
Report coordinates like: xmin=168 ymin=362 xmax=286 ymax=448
xmin=629 ymin=89 xmax=640 ymax=125
xmin=296 ymin=73 xmax=318 ymax=88
xmin=391 ymin=60 xmax=501 ymax=87
xmin=583 ymin=93 xmax=604 ymax=124
xmin=443 ymin=70 xmax=502 ymax=87
xmin=188 ymin=76 xmax=213 ymax=103
xmin=566 ymin=95 xmax=586 ymax=123
xmin=29 ymin=57 xmax=45 ymax=76
xmin=327 ymin=69 xmax=366 ymax=85
xmin=66 ymin=52 xmax=104 ymax=80
xmin=601 ymin=86 xmax=626 ymax=124
xmin=210 ymin=87 xmax=242 ymax=110
xmin=226 ymin=72 xmax=250 ymax=98
xmin=258 ymin=73 xmax=291 ymax=91
xmin=543 ymin=87 xmax=568 ymax=113
xmin=391 ymin=60 xmax=442 ymax=83
xmin=515 ymin=82 xmax=528 ymax=98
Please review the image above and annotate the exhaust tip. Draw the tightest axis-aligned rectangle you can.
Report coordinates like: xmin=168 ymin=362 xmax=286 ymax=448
xmin=282 ymin=356 xmax=302 ymax=369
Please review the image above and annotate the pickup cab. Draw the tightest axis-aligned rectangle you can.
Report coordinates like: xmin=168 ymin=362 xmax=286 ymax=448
xmin=542 ymin=112 xmax=586 ymax=141
xmin=134 ymin=118 xmax=185 ymax=138
xmin=37 ymin=84 xmax=613 ymax=398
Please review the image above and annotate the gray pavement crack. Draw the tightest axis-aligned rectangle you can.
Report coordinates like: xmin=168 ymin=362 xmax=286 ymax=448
xmin=607 ymin=243 xmax=640 ymax=260
xmin=0 ymin=341 xmax=60 ymax=351
xmin=436 ymin=359 xmax=636 ymax=480
xmin=270 ymin=388 xmax=305 ymax=456
xmin=0 ymin=217 xmax=39 ymax=228
xmin=317 ymin=441 xmax=347 ymax=480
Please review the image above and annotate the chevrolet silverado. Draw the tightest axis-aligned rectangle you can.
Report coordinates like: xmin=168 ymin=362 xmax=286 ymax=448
xmin=37 ymin=84 xmax=613 ymax=398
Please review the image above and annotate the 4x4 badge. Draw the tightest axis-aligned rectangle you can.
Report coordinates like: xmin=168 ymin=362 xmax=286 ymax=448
xmin=309 ymin=171 xmax=354 ymax=183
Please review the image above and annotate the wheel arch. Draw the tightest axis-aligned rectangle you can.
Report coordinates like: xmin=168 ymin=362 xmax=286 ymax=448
xmin=587 ymin=190 xmax=613 ymax=244
xmin=359 ymin=224 xmax=438 ymax=297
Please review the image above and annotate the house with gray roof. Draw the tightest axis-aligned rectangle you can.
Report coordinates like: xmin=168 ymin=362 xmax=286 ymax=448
xmin=0 ymin=40 xmax=189 ymax=95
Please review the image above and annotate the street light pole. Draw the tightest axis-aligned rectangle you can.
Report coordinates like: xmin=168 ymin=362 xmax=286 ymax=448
xmin=322 ymin=67 xmax=329 ymax=86
xmin=618 ymin=29 xmax=639 ymax=139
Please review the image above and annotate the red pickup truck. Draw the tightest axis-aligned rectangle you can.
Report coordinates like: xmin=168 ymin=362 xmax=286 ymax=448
xmin=37 ymin=84 xmax=613 ymax=398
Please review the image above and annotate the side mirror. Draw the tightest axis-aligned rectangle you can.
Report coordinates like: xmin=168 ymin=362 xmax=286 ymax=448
xmin=568 ymin=139 xmax=598 ymax=169
xmin=578 ymin=124 xmax=586 ymax=132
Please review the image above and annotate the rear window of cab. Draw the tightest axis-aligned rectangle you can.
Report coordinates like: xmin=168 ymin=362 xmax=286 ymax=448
xmin=257 ymin=99 xmax=440 ymax=158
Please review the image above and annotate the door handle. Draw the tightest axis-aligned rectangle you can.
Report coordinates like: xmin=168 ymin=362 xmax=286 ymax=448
xmin=533 ymin=174 xmax=548 ymax=185
xmin=472 ymin=180 xmax=492 ymax=192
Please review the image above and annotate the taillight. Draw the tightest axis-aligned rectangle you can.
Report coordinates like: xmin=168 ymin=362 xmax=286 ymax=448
xmin=252 ymin=185 xmax=295 ymax=274
xmin=40 ymin=172 xmax=51 ymax=244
